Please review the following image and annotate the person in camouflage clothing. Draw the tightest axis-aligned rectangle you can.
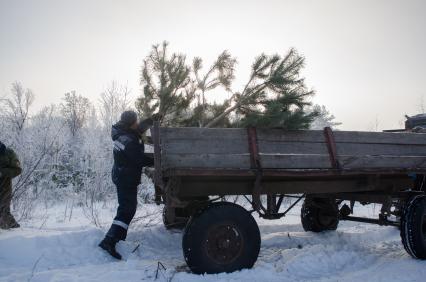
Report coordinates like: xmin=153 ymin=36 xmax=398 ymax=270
xmin=0 ymin=141 xmax=22 ymax=229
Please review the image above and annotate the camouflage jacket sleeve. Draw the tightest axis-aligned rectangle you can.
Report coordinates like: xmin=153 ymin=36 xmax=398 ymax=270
xmin=0 ymin=149 xmax=22 ymax=179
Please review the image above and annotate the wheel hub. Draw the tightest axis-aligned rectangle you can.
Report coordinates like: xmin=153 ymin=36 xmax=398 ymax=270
xmin=318 ymin=210 xmax=337 ymax=227
xmin=206 ymin=224 xmax=244 ymax=265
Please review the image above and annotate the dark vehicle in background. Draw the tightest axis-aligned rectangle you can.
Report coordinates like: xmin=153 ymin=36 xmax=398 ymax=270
xmin=384 ymin=114 xmax=426 ymax=132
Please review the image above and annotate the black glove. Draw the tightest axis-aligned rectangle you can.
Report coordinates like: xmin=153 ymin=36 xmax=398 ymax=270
xmin=151 ymin=113 xmax=163 ymax=121
xmin=138 ymin=113 xmax=163 ymax=133
xmin=138 ymin=118 xmax=154 ymax=133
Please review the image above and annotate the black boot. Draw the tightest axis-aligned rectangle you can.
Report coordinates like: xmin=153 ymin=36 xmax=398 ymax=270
xmin=0 ymin=214 xmax=20 ymax=229
xmin=6 ymin=214 xmax=20 ymax=228
xmin=99 ymin=236 xmax=122 ymax=260
xmin=8 ymin=221 xmax=20 ymax=228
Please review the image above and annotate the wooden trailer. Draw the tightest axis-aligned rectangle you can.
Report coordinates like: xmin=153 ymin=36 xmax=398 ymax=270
xmin=150 ymin=123 xmax=426 ymax=274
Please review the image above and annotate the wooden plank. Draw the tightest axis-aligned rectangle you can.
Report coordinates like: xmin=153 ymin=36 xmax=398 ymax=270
xmin=162 ymin=138 xmax=426 ymax=157
xmin=164 ymin=168 xmax=426 ymax=177
xmin=162 ymin=127 xmax=326 ymax=143
xmin=161 ymin=127 xmax=246 ymax=140
xmin=336 ymin=143 xmax=426 ymax=157
xmin=163 ymin=152 xmax=426 ymax=170
xmin=333 ymin=131 xmax=426 ymax=145
xmin=257 ymin=128 xmax=324 ymax=143
xmin=161 ymin=127 xmax=426 ymax=146
xmin=162 ymin=138 xmax=329 ymax=155
xmin=258 ymin=140 xmax=328 ymax=155
xmin=162 ymin=139 xmax=249 ymax=154
xmin=162 ymin=154 xmax=251 ymax=169
xmin=339 ymin=155 xmax=426 ymax=169
xmin=259 ymin=129 xmax=426 ymax=145
xmin=162 ymin=153 xmax=333 ymax=169
xmin=260 ymin=154 xmax=332 ymax=169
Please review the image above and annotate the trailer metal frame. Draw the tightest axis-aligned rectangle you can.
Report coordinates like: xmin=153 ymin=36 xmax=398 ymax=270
xmin=149 ymin=122 xmax=426 ymax=273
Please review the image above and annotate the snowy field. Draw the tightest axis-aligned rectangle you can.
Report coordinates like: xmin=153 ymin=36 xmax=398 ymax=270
xmin=1 ymin=203 xmax=425 ymax=282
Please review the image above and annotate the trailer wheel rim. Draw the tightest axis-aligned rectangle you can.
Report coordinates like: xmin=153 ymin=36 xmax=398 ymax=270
xmin=205 ymin=223 xmax=244 ymax=265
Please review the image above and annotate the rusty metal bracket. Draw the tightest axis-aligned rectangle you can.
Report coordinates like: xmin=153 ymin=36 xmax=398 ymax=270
xmin=152 ymin=121 xmax=165 ymax=204
xmin=247 ymin=127 xmax=267 ymax=214
xmin=247 ymin=127 xmax=304 ymax=219
xmin=323 ymin=127 xmax=341 ymax=169
xmin=247 ymin=127 xmax=261 ymax=169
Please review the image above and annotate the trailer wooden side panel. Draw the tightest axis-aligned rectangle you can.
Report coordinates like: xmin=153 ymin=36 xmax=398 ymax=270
xmin=159 ymin=127 xmax=426 ymax=170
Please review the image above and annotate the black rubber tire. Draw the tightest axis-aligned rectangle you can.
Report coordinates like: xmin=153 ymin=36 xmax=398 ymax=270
xmin=162 ymin=206 xmax=189 ymax=230
xmin=182 ymin=202 xmax=260 ymax=274
xmin=301 ymin=197 xmax=339 ymax=232
xmin=400 ymin=195 xmax=426 ymax=259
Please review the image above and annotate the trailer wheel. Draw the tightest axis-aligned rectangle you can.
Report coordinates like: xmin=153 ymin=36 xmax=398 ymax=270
xmin=301 ymin=197 xmax=339 ymax=232
xmin=182 ymin=202 xmax=260 ymax=274
xmin=400 ymin=195 xmax=426 ymax=259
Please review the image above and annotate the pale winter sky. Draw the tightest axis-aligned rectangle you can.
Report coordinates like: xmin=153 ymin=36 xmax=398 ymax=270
xmin=0 ymin=0 xmax=425 ymax=130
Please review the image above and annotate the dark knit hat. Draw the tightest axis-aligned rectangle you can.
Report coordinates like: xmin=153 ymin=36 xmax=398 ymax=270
xmin=120 ymin=111 xmax=138 ymax=126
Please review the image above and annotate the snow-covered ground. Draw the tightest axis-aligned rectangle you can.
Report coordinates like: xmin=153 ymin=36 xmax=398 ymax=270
xmin=0 ymin=203 xmax=425 ymax=282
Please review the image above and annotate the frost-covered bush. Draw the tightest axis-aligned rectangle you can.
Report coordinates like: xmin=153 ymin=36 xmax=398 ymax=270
xmin=0 ymin=82 xmax=152 ymax=222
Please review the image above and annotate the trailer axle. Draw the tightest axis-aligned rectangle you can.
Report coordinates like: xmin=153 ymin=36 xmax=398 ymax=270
xmin=340 ymin=215 xmax=400 ymax=227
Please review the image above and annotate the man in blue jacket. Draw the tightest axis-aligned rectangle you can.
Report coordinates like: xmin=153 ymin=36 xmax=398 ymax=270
xmin=99 ymin=111 xmax=154 ymax=259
